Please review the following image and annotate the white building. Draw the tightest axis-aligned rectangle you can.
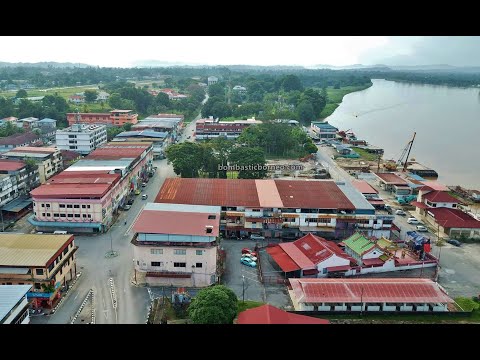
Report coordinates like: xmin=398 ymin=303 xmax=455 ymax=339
xmin=0 ymin=285 xmax=32 ymax=324
xmin=132 ymin=203 xmax=221 ymax=287
xmin=207 ymin=76 xmax=218 ymax=86
xmin=96 ymin=91 xmax=110 ymax=102
xmin=56 ymin=124 xmax=107 ymax=155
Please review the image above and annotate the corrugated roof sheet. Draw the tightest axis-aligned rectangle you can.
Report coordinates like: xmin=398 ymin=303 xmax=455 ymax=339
xmin=237 ymin=304 xmax=329 ymax=324
xmin=30 ymin=183 xmax=114 ymax=198
xmin=0 ymin=234 xmax=72 ymax=267
xmin=427 ymin=208 xmax=480 ymax=229
xmin=423 ymin=191 xmax=459 ymax=203
xmin=0 ymin=285 xmax=32 ymax=323
xmin=255 ymin=179 xmax=283 ymax=208
xmin=0 ymin=132 xmax=39 ymax=146
xmin=266 ymin=246 xmax=301 ymax=272
xmin=351 ymin=180 xmax=378 ymax=194
xmin=374 ymin=172 xmax=408 ymax=185
xmin=0 ymin=160 xmax=25 ymax=171
xmin=336 ymin=181 xmax=374 ymax=211
xmin=290 ymin=278 xmax=454 ymax=304
xmin=343 ymin=232 xmax=376 ymax=256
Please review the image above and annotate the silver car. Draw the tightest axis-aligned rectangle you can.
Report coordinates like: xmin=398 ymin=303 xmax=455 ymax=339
xmin=250 ymin=234 xmax=265 ymax=241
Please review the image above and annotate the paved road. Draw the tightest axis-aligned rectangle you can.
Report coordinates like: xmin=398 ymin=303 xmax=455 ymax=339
xmin=32 ymin=98 xmax=206 ymax=324
xmin=316 ymin=145 xmax=352 ymax=182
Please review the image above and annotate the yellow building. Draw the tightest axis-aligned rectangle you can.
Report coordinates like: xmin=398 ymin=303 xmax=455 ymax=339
xmin=0 ymin=234 xmax=78 ymax=308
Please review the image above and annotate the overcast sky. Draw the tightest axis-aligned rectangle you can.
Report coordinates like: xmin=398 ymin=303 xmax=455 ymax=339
xmin=0 ymin=36 xmax=479 ymax=67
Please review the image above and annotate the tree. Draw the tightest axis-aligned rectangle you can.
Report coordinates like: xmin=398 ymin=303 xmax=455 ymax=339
xmin=187 ymin=285 xmax=238 ymax=324
xmin=165 ymin=142 xmax=204 ymax=177
xmin=122 ymin=122 xmax=132 ymax=131
xmin=301 ymin=88 xmax=326 ymax=116
xmin=296 ymin=100 xmax=316 ymax=125
xmin=16 ymin=89 xmax=28 ymax=98
xmin=210 ymin=137 xmax=235 ymax=178
xmin=208 ymin=83 xmax=225 ymax=98
xmin=107 ymin=127 xmax=123 ymax=141
xmin=228 ymin=146 xmax=267 ymax=179
xmin=84 ymin=89 xmax=98 ymax=103
xmin=155 ymin=92 xmax=170 ymax=107
xmin=282 ymin=74 xmax=303 ymax=92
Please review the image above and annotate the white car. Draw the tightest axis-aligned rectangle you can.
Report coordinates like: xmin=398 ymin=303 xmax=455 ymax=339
xmin=407 ymin=217 xmax=420 ymax=224
xmin=250 ymin=234 xmax=265 ymax=241
xmin=395 ymin=210 xmax=406 ymax=216
xmin=416 ymin=225 xmax=428 ymax=232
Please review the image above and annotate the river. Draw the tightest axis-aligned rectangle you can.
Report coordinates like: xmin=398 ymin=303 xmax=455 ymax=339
xmin=325 ymin=79 xmax=480 ymax=188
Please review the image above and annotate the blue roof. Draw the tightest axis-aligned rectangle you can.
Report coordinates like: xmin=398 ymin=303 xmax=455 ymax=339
xmin=1 ymin=197 xmax=32 ymax=212
xmin=116 ymin=130 xmax=167 ymax=139
xmin=311 ymin=121 xmax=338 ymax=130
xmin=39 ymin=118 xmax=57 ymax=123
xmin=407 ymin=173 xmax=425 ymax=181
xmin=0 ymin=285 xmax=32 ymax=323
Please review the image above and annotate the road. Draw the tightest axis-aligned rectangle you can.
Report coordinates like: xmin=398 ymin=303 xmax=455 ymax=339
xmin=32 ymin=97 xmax=205 ymax=324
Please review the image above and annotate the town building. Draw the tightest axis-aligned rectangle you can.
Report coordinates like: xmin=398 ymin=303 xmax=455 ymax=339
xmin=155 ymin=178 xmax=395 ymax=240
xmin=56 ymin=123 xmax=107 ymax=155
xmin=195 ymin=117 xmax=262 ymax=140
xmin=29 ymin=142 xmax=153 ymax=233
xmin=69 ymin=94 xmax=85 ymax=104
xmin=311 ymin=121 xmax=338 ymax=140
xmin=59 ymin=150 xmax=82 ymax=168
xmin=37 ymin=118 xmax=57 ymax=138
xmin=237 ymin=304 xmax=329 ymax=324
xmin=0 ymin=285 xmax=32 ymax=324
xmin=373 ymin=172 xmax=412 ymax=196
xmin=66 ymin=110 xmax=138 ymax=126
xmin=207 ymin=76 xmax=218 ymax=86
xmin=0 ymin=234 xmax=77 ymax=309
xmin=132 ymin=203 xmax=221 ymax=287
xmin=113 ymin=130 xmax=166 ymax=159
xmin=0 ymin=132 xmax=41 ymax=153
xmin=96 ymin=91 xmax=110 ymax=102
xmin=288 ymin=278 xmax=453 ymax=312
xmin=3 ymin=146 xmax=63 ymax=183
xmin=351 ymin=179 xmax=384 ymax=208
xmin=232 ymin=85 xmax=247 ymax=94
xmin=152 ymin=88 xmax=189 ymax=101
xmin=0 ymin=117 xmax=18 ymax=123
xmin=17 ymin=117 xmax=40 ymax=130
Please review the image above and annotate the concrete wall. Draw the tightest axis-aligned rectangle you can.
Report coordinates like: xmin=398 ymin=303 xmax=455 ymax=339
xmin=316 ymin=255 xmax=350 ymax=277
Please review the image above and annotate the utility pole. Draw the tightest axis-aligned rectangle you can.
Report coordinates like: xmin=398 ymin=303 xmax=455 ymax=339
xmin=242 ymin=275 xmax=245 ymax=303
xmin=0 ymin=207 xmax=4 ymax=232
xmin=377 ymin=153 xmax=382 ymax=173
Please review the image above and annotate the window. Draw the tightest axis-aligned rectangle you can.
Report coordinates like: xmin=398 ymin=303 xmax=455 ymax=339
xmin=87 ymin=205 xmax=91 ymax=209
xmin=59 ymin=204 xmax=65 ymax=208
xmin=150 ymin=249 xmax=163 ymax=255
xmin=67 ymin=214 xmax=73 ymax=218
xmin=48 ymin=263 xmax=54 ymax=272
xmin=252 ymin=209 xmax=261 ymax=212
xmin=87 ymin=214 xmax=92 ymax=218
xmin=196 ymin=250 xmax=203 ymax=255
xmin=74 ymin=205 xmax=80 ymax=208
xmin=67 ymin=204 xmax=72 ymax=208
xmin=208 ymin=214 xmax=216 ymax=219
xmin=75 ymin=214 xmax=80 ymax=218
xmin=36 ymin=269 xmax=44 ymax=275
xmin=82 ymin=214 xmax=87 ymax=218
xmin=46 ymin=213 xmax=51 ymax=217
xmin=151 ymin=262 xmax=162 ymax=267
xmin=174 ymin=262 xmax=186 ymax=268
xmin=53 ymin=213 xmax=59 ymax=217
xmin=41 ymin=204 xmax=45 ymax=207
xmin=174 ymin=249 xmax=186 ymax=255
xmin=206 ymin=227 xmax=213 ymax=233
xmin=42 ymin=213 xmax=45 ymax=217
xmin=34 ymin=283 xmax=41 ymax=290
xmin=60 ymin=214 xmax=66 ymax=218
xmin=82 ymin=205 xmax=86 ymax=209
xmin=63 ymin=248 xmax=68 ymax=256
xmin=46 ymin=204 xmax=50 ymax=208
xmin=196 ymin=263 xmax=202 ymax=268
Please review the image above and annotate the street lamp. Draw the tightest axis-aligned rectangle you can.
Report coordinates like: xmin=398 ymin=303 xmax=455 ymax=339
xmin=133 ymin=258 xmax=137 ymax=283
xmin=242 ymin=275 xmax=245 ymax=303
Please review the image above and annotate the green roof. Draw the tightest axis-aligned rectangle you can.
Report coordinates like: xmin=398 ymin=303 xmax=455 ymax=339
xmin=379 ymin=254 xmax=389 ymax=262
xmin=343 ymin=232 xmax=376 ymax=256
xmin=376 ymin=237 xmax=394 ymax=250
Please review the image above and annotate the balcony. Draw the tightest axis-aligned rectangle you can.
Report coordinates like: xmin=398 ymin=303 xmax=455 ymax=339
xmin=146 ymin=271 xmax=191 ymax=279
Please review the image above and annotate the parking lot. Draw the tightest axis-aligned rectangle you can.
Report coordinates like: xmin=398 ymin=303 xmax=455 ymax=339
xmin=220 ymin=239 xmax=291 ymax=308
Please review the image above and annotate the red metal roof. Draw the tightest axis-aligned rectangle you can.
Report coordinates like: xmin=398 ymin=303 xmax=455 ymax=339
xmin=156 ymin=178 xmax=261 ymax=207
xmin=290 ymin=278 xmax=454 ymax=304
xmin=47 ymin=171 xmax=120 ymax=185
xmin=133 ymin=210 xmax=220 ymax=237
xmin=352 ymin=180 xmax=378 ymax=194
xmin=291 ymin=233 xmax=350 ymax=264
xmin=362 ymin=258 xmax=385 ymax=266
xmin=13 ymin=146 xmax=57 ymax=154
xmin=0 ymin=160 xmax=25 ymax=171
xmin=422 ymin=191 xmax=459 ymax=203
xmin=87 ymin=143 xmax=150 ymax=160
xmin=30 ymin=183 xmax=113 ymax=198
xmin=325 ymin=265 xmax=351 ymax=272
xmin=60 ymin=150 xmax=81 ymax=161
xmin=279 ymin=242 xmax=315 ymax=269
xmin=237 ymin=304 xmax=329 ymax=324
xmin=420 ymin=181 xmax=448 ymax=191
xmin=0 ymin=132 xmax=39 ymax=146
xmin=368 ymin=200 xmax=385 ymax=205
xmin=374 ymin=172 xmax=408 ymax=185
xmin=427 ymin=207 xmax=480 ymax=229
xmin=410 ymin=201 xmax=428 ymax=209
xmin=274 ymin=180 xmax=355 ymax=210
xmin=266 ymin=246 xmax=301 ymax=272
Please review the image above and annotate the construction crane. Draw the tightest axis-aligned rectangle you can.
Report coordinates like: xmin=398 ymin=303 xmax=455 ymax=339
xmin=383 ymin=132 xmax=416 ymax=172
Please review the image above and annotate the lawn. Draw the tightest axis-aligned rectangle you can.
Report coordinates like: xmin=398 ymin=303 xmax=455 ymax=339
xmin=351 ymin=147 xmax=380 ymax=161
xmin=0 ymin=85 xmax=101 ymax=99
xmin=237 ymin=300 xmax=264 ymax=314
xmin=319 ymin=84 xmax=373 ymax=118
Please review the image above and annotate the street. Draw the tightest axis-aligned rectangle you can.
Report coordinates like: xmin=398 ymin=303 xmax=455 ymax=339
xmin=31 ymin=101 xmax=203 ymax=324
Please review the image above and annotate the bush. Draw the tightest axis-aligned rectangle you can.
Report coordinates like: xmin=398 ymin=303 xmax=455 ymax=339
xmin=455 ymin=297 xmax=480 ymax=312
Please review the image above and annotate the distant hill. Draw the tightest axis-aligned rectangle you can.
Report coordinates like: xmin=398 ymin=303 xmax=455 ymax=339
xmin=0 ymin=61 xmax=92 ymax=68
xmin=311 ymin=64 xmax=392 ymax=71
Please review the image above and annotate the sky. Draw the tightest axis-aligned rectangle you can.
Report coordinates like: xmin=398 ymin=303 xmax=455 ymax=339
xmin=0 ymin=36 xmax=479 ymax=68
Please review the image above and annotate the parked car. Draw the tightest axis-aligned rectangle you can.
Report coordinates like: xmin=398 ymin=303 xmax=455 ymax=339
xmin=447 ymin=239 xmax=462 ymax=247
xmin=127 ymin=198 xmax=134 ymax=205
xmin=416 ymin=225 xmax=428 ymax=232
xmin=241 ymin=254 xmax=258 ymax=262
xmin=141 ymin=182 xmax=147 ymax=188
xmin=250 ymin=234 xmax=265 ymax=241
xmin=123 ymin=204 xmax=132 ymax=210
xmin=407 ymin=217 xmax=420 ymax=224
xmin=240 ymin=257 xmax=257 ymax=268
xmin=241 ymin=248 xmax=257 ymax=257
xmin=395 ymin=210 xmax=407 ymax=216
xmin=134 ymin=189 xmax=141 ymax=195
xmin=142 ymin=194 xmax=148 ymax=200
xmin=384 ymin=205 xmax=393 ymax=214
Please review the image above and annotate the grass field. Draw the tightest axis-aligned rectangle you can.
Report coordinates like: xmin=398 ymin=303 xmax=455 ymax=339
xmin=319 ymin=84 xmax=373 ymax=118
xmin=351 ymin=147 xmax=380 ymax=161
xmin=237 ymin=300 xmax=264 ymax=314
xmin=0 ymin=85 xmax=101 ymax=99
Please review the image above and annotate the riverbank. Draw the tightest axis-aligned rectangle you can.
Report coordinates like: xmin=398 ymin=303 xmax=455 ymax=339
xmin=319 ymin=83 xmax=373 ymax=119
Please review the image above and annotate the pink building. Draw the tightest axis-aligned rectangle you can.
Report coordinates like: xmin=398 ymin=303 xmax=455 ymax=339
xmin=131 ymin=203 xmax=221 ymax=287
xmin=29 ymin=142 xmax=153 ymax=233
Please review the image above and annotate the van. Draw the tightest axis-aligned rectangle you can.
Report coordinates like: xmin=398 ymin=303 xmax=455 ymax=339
xmin=53 ymin=230 xmax=68 ymax=235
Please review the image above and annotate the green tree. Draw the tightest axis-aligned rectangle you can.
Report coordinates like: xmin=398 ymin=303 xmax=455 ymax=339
xmin=301 ymin=88 xmax=326 ymax=116
xmin=296 ymin=100 xmax=316 ymax=125
xmin=84 ymin=89 xmax=98 ymax=103
xmin=107 ymin=127 xmax=123 ymax=140
xmin=155 ymin=92 xmax=170 ymax=107
xmin=165 ymin=142 xmax=204 ymax=177
xmin=282 ymin=74 xmax=303 ymax=92
xmin=122 ymin=122 xmax=133 ymax=131
xmin=210 ymin=137 xmax=235 ymax=178
xmin=208 ymin=83 xmax=224 ymax=98
xmin=16 ymin=89 xmax=28 ymax=98
xmin=187 ymin=285 xmax=238 ymax=324
xmin=228 ymin=146 xmax=267 ymax=179
xmin=304 ymin=141 xmax=318 ymax=154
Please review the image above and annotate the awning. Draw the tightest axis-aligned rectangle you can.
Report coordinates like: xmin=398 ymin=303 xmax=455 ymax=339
xmin=362 ymin=258 xmax=385 ymax=266
xmin=302 ymin=268 xmax=319 ymax=276
xmin=28 ymin=215 xmax=102 ymax=229
xmin=326 ymin=265 xmax=351 ymax=272
xmin=0 ymin=267 xmax=30 ymax=274
xmin=266 ymin=246 xmax=300 ymax=272
xmin=368 ymin=200 xmax=385 ymax=205
xmin=410 ymin=201 xmax=428 ymax=209
xmin=1 ymin=197 xmax=32 ymax=212
xmin=299 ymin=226 xmax=335 ymax=232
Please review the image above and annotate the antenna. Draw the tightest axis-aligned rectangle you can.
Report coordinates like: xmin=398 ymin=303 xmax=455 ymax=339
xmin=74 ymin=107 xmax=81 ymax=124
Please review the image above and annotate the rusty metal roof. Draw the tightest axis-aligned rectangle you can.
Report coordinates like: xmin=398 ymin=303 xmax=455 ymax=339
xmin=373 ymin=172 xmax=408 ymax=185
xmin=290 ymin=278 xmax=454 ymax=304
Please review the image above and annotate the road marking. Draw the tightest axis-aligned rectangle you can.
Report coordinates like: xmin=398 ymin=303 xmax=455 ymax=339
xmin=74 ymin=293 xmax=79 ymax=301
xmin=125 ymin=204 xmax=145 ymax=236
